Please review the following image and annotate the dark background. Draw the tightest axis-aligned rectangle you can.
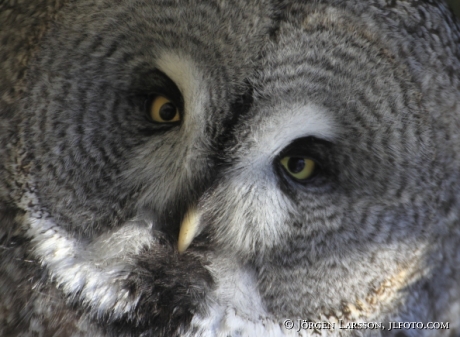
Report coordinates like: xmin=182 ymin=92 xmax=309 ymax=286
xmin=447 ymin=0 xmax=460 ymax=17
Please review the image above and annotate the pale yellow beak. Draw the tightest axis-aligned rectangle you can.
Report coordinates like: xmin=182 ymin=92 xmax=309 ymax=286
xmin=178 ymin=207 xmax=201 ymax=253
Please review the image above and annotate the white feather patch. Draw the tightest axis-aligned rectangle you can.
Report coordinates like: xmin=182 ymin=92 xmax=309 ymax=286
xmin=245 ymin=102 xmax=337 ymax=166
xmin=156 ymin=51 xmax=209 ymax=138
xmin=186 ymin=256 xmax=290 ymax=337
xmin=20 ymin=189 xmax=155 ymax=320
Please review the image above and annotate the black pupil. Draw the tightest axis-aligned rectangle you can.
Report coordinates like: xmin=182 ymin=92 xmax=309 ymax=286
xmin=159 ymin=102 xmax=177 ymax=121
xmin=288 ymin=157 xmax=305 ymax=173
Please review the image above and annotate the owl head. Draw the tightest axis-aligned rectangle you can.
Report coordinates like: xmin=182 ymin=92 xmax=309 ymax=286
xmin=2 ymin=0 xmax=460 ymax=336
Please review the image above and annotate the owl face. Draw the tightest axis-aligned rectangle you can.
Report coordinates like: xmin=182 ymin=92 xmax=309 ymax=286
xmin=3 ymin=0 xmax=460 ymax=336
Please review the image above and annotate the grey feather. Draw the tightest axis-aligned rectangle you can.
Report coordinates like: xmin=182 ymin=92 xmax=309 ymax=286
xmin=1 ymin=0 xmax=460 ymax=336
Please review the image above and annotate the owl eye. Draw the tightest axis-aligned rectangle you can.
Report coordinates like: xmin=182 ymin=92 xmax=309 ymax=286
xmin=280 ymin=156 xmax=316 ymax=181
xmin=149 ymin=96 xmax=180 ymax=123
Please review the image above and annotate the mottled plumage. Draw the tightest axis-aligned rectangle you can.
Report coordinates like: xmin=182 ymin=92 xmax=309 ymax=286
xmin=1 ymin=0 xmax=460 ymax=336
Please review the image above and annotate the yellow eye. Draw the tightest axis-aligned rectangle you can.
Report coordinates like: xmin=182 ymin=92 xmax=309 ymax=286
xmin=149 ymin=96 xmax=180 ymax=123
xmin=280 ymin=156 xmax=316 ymax=181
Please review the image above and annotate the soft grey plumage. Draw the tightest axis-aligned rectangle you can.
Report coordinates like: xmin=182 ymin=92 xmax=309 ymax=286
xmin=1 ymin=0 xmax=460 ymax=336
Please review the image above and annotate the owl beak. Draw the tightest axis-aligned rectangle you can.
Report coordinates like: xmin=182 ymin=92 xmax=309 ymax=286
xmin=178 ymin=207 xmax=201 ymax=253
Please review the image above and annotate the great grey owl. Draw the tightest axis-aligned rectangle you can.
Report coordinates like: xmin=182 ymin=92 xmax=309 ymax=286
xmin=1 ymin=0 xmax=460 ymax=336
